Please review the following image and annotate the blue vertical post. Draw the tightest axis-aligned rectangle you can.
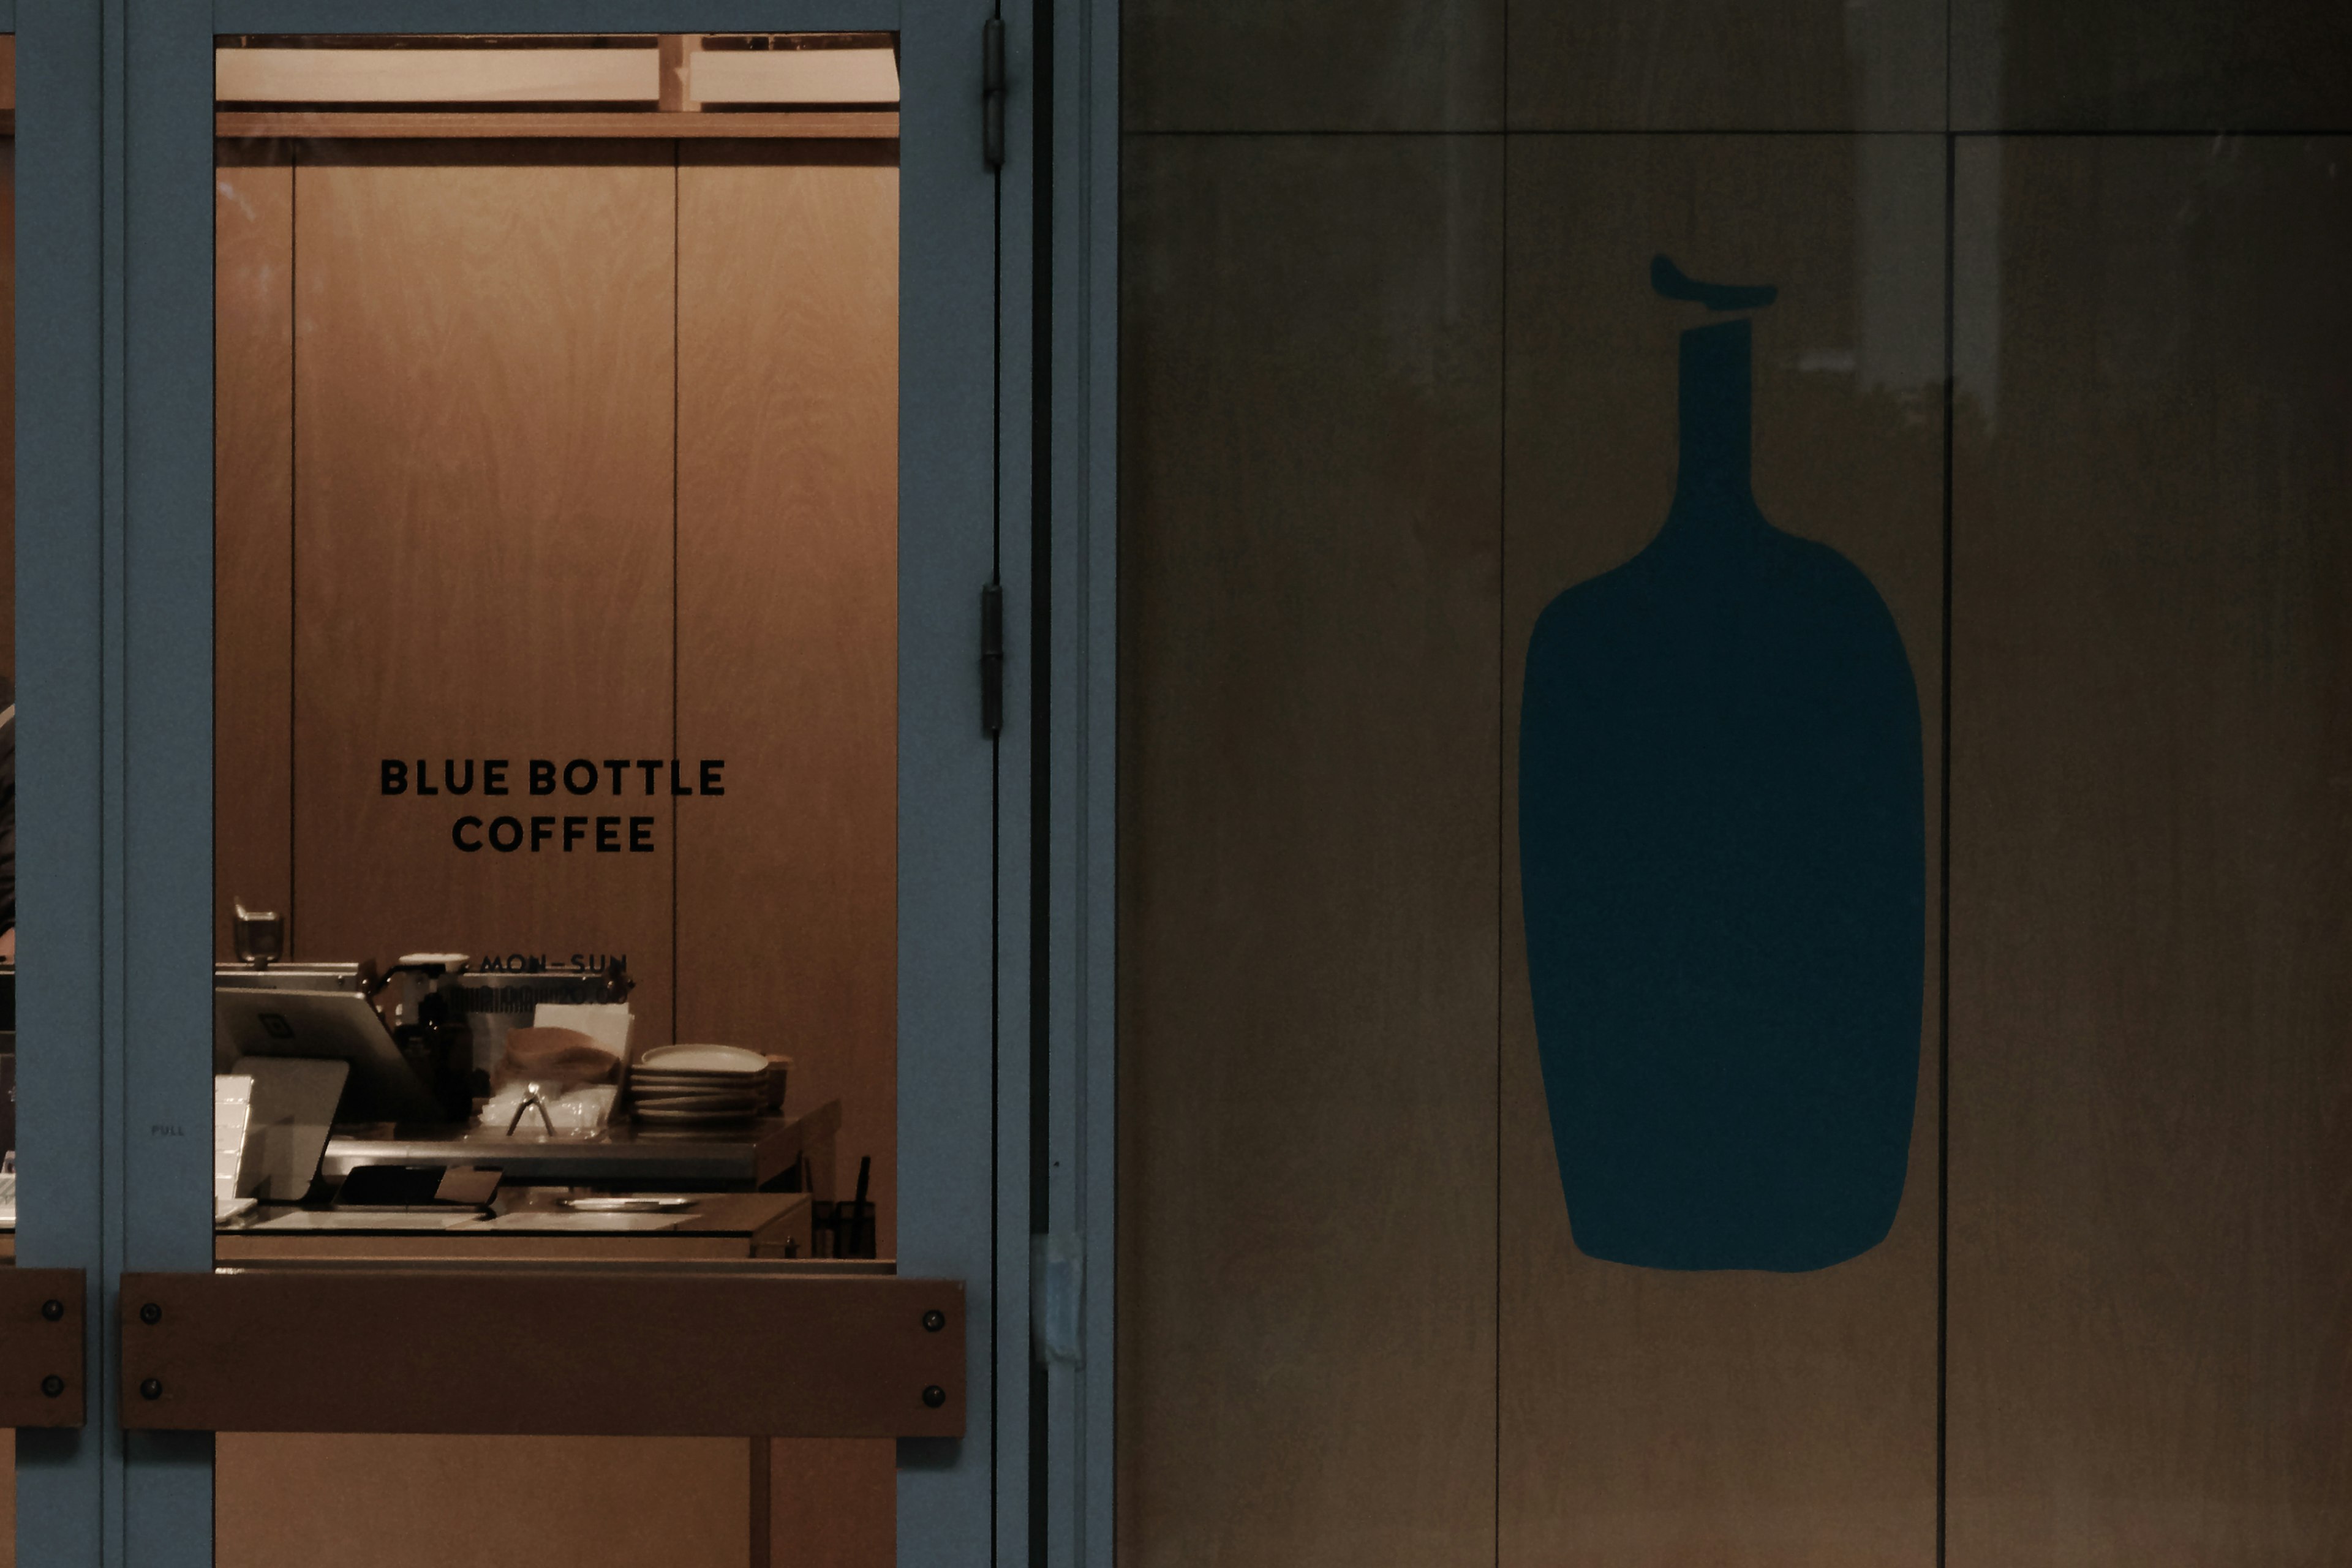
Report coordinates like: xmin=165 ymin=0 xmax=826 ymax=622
xmin=121 ymin=0 xmax=217 ymax=1557
xmin=15 ymin=0 xmax=112 ymax=1560
xmin=896 ymin=0 xmax=1009 ymax=1562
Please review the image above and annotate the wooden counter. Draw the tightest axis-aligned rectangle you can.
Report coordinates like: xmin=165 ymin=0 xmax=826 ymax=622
xmin=318 ymin=1100 xmax=843 ymax=1196
xmin=4 ymin=1107 xmax=876 ymax=1568
xmin=213 ymin=1189 xmax=885 ymax=1568
xmin=216 ymin=1189 xmax=814 ymax=1263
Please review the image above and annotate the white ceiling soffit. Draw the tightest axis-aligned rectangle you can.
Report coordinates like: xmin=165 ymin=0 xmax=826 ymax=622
xmin=688 ymin=48 xmax=900 ymax=106
xmin=216 ymin=47 xmax=661 ymax=105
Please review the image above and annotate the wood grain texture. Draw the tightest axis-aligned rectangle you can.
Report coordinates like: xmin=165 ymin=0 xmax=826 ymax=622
xmin=1118 ymin=136 xmax=1502 ymax=1567
xmin=215 ymin=45 xmax=660 ymax=105
xmin=217 ymin=1434 xmax=751 ymax=1568
xmin=1499 ymin=136 xmax=1944 ymax=1566
xmin=1947 ymin=136 xmax=2352 ymax=1567
xmin=287 ymin=143 xmax=676 ymax=1039
xmin=674 ymin=143 xmax=898 ymax=1256
xmin=769 ymin=1438 xmax=894 ymax=1568
xmin=1507 ymin=0 xmax=1946 ymax=130
xmin=216 ymin=111 xmax=899 ymax=141
xmin=0 ymin=138 xmax=13 ymax=690
xmin=215 ymin=147 xmax=295 ymax=959
xmin=1122 ymin=0 xmax=1501 ymax=131
xmin=0 ymin=1267 xmax=85 ymax=1427
xmin=121 ymin=1269 xmax=961 ymax=1436
xmin=1951 ymin=0 xmax=2352 ymax=130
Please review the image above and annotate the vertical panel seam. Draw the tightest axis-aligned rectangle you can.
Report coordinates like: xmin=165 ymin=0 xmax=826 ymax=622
xmin=1936 ymin=127 xmax=1957 ymax=1568
xmin=1495 ymin=8 xmax=1514 ymax=1550
xmin=1496 ymin=14 xmax=1511 ymax=1564
xmin=288 ymin=146 xmax=299 ymax=952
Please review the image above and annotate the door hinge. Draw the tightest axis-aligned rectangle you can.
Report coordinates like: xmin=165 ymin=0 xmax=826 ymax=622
xmin=1030 ymin=1234 xmax=1083 ymax=1366
xmin=981 ymin=17 xmax=1006 ymax=170
xmin=981 ymin=581 xmax=1005 ymax=735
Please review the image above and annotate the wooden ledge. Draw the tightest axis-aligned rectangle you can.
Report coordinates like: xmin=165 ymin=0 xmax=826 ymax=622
xmin=215 ymin=109 xmax=897 ymax=140
xmin=0 ymin=1267 xmax=88 ymax=1428
xmin=119 ymin=1267 xmax=960 ymax=1436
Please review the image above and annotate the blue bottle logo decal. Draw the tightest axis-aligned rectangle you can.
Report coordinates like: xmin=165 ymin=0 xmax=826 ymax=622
xmin=1518 ymin=257 xmax=1924 ymax=1272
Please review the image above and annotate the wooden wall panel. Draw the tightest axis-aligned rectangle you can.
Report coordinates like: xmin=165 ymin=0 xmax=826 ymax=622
xmin=288 ymin=144 xmax=676 ymax=1038
xmin=215 ymin=148 xmax=294 ymax=959
xmin=768 ymin=1437 xmax=894 ymax=1568
xmin=1118 ymin=136 xmax=1502 ymax=1567
xmin=1499 ymin=136 xmax=1943 ymax=1566
xmin=1507 ymin=1 xmax=1946 ymax=132
xmin=216 ymin=1433 xmax=748 ymax=1568
xmin=1122 ymin=0 xmax=1501 ymax=132
xmin=1947 ymin=136 xmax=2352 ymax=1567
xmin=675 ymin=145 xmax=897 ymax=1253
xmin=1950 ymin=0 xmax=2352 ymax=130
xmin=1 ymin=138 xmax=14 ymax=696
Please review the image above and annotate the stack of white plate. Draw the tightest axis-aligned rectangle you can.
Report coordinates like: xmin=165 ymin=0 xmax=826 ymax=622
xmin=627 ymin=1044 xmax=771 ymax=1126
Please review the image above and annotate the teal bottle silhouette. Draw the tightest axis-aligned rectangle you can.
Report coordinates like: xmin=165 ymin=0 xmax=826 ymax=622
xmin=1517 ymin=257 xmax=1923 ymax=1272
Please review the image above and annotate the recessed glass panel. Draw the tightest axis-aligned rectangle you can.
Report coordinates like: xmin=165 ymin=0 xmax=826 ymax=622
xmin=210 ymin=36 xmax=899 ymax=1562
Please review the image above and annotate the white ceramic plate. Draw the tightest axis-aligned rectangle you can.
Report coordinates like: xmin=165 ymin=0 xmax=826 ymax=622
xmin=637 ymin=1043 xmax=768 ymax=1075
xmin=625 ymin=1072 xmax=771 ymax=1086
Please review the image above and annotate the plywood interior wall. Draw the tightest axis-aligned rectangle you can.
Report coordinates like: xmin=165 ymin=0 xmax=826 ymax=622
xmin=674 ymin=141 xmax=899 ymax=1242
xmin=1121 ymin=106 xmax=2348 ymax=1568
xmin=1498 ymin=135 xmax=1943 ymax=1566
xmin=0 ymin=132 xmax=15 ymax=689
xmin=1945 ymin=135 xmax=2352 ymax=1567
xmin=1119 ymin=135 xmax=1505 ymax=1567
xmin=213 ymin=139 xmax=898 ymax=1247
xmin=212 ymin=138 xmax=897 ymax=1568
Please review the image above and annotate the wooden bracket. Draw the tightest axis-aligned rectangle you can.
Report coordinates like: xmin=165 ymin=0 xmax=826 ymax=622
xmin=0 ymin=1267 xmax=89 ymax=1428
xmin=119 ymin=1268 xmax=962 ymax=1438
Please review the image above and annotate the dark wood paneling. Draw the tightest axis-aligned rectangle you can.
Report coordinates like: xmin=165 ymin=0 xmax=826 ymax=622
xmin=288 ymin=143 xmax=676 ymax=1035
xmin=1947 ymin=136 xmax=2352 ymax=1566
xmin=1123 ymin=0 xmax=1501 ymax=132
xmin=0 ymin=1268 xmax=85 ymax=1428
xmin=1507 ymin=0 xmax=1945 ymax=130
xmin=121 ymin=1270 xmax=962 ymax=1436
xmin=1500 ymin=136 xmax=1943 ymax=1566
xmin=769 ymin=1437 xmax=894 ymax=1568
xmin=216 ymin=147 xmax=295 ymax=959
xmin=217 ymin=1434 xmax=752 ymax=1568
xmin=1118 ymin=135 xmax=1503 ymax=1567
xmin=0 ymin=137 xmax=14 ymax=698
xmin=1952 ymin=1 xmax=2352 ymax=129
xmin=674 ymin=143 xmax=899 ymax=1256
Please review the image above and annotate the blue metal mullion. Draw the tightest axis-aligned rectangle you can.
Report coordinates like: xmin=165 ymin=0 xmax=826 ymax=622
xmin=992 ymin=0 xmax=1037 ymax=1559
xmin=120 ymin=0 xmax=221 ymax=1558
xmin=13 ymin=0 xmax=113 ymax=1558
xmin=895 ymin=0 xmax=1006 ymax=1561
xmin=1038 ymin=0 xmax=1115 ymax=1557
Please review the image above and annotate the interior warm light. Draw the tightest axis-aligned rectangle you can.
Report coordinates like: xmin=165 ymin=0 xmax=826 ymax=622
xmin=691 ymin=47 xmax=899 ymax=106
xmin=215 ymin=37 xmax=900 ymax=110
xmin=215 ymin=45 xmax=660 ymax=105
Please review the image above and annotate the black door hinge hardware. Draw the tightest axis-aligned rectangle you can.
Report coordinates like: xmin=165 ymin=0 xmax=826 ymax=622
xmin=981 ymin=582 xmax=1006 ymax=735
xmin=982 ymin=17 xmax=1006 ymax=171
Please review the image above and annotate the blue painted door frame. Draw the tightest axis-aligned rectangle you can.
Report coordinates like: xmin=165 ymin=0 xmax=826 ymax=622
xmin=6 ymin=0 xmax=1114 ymax=1561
